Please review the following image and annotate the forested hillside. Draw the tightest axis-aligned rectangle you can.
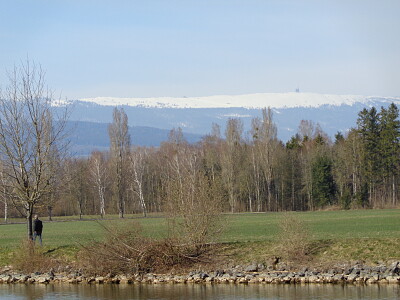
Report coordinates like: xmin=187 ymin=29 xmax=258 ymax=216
xmin=1 ymin=104 xmax=399 ymax=219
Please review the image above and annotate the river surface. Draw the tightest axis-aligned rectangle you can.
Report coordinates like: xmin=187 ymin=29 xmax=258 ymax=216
xmin=1 ymin=284 xmax=400 ymax=300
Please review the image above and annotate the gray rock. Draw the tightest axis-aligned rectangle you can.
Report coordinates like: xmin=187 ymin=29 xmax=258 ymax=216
xmin=191 ymin=273 xmax=204 ymax=282
xmin=378 ymin=266 xmax=387 ymax=273
xmin=95 ymin=276 xmax=105 ymax=284
xmin=245 ymin=274 xmax=254 ymax=280
xmin=389 ymin=262 xmax=399 ymax=274
xmin=0 ymin=275 xmax=11 ymax=283
xmin=37 ymin=276 xmax=50 ymax=284
xmin=347 ymin=274 xmax=358 ymax=282
xmin=308 ymin=275 xmax=319 ymax=283
xmin=351 ymin=268 xmax=361 ymax=275
xmin=333 ymin=274 xmax=344 ymax=282
xmin=245 ymin=264 xmax=258 ymax=272
xmin=15 ymin=275 xmax=29 ymax=283
xmin=86 ymin=277 xmax=95 ymax=283
xmin=389 ymin=261 xmax=399 ymax=269
xmin=344 ymin=268 xmax=353 ymax=275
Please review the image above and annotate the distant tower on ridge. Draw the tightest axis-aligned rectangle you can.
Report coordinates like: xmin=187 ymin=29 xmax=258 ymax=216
xmin=295 ymin=87 xmax=300 ymax=93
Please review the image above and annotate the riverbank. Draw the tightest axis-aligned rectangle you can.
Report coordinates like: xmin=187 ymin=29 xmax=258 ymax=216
xmin=1 ymin=261 xmax=399 ymax=285
xmin=1 ymin=211 xmax=399 ymax=285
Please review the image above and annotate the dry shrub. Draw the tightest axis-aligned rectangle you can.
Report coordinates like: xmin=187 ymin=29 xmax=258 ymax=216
xmin=277 ymin=212 xmax=312 ymax=262
xmin=12 ymin=239 xmax=57 ymax=273
xmin=164 ymin=169 xmax=225 ymax=255
xmin=78 ymin=221 xmax=216 ymax=276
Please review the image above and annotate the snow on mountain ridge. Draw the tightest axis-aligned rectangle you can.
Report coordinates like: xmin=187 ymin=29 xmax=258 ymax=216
xmin=79 ymin=93 xmax=400 ymax=109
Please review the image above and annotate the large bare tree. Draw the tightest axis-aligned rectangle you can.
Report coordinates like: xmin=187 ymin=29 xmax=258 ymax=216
xmin=0 ymin=62 xmax=69 ymax=239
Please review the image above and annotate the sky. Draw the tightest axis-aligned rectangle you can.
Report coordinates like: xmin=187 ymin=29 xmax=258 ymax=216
xmin=0 ymin=0 xmax=399 ymax=99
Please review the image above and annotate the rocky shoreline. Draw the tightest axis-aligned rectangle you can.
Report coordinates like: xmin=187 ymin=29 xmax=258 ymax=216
xmin=1 ymin=262 xmax=399 ymax=285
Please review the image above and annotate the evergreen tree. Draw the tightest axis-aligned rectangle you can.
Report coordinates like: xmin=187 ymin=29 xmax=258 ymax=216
xmin=357 ymin=107 xmax=380 ymax=205
xmin=312 ymin=155 xmax=335 ymax=208
xmin=379 ymin=103 xmax=400 ymax=205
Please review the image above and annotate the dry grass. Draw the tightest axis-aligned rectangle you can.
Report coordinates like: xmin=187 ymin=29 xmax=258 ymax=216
xmin=12 ymin=239 xmax=59 ymax=273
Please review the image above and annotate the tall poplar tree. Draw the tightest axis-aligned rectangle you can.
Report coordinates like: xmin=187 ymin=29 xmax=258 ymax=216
xmin=108 ymin=108 xmax=130 ymax=218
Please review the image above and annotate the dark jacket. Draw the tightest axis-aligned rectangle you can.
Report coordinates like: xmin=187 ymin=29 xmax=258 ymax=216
xmin=33 ymin=219 xmax=43 ymax=234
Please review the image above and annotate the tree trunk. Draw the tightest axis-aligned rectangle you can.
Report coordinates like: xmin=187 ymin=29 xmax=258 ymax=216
xmin=27 ymin=209 xmax=33 ymax=240
xmin=4 ymin=200 xmax=7 ymax=224
xmin=99 ymin=186 xmax=106 ymax=218
xmin=393 ymin=175 xmax=396 ymax=206
xmin=47 ymin=206 xmax=53 ymax=221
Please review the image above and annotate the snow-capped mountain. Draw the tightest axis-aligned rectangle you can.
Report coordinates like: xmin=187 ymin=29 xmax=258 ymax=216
xmin=60 ymin=93 xmax=400 ymax=155
xmin=79 ymin=92 xmax=400 ymax=109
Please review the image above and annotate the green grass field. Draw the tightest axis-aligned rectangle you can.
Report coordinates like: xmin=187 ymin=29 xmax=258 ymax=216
xmin=1 ymin=209 xmax=399 ymax=267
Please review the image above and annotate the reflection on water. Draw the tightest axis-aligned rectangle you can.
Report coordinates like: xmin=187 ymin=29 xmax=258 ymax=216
xmin=1 ymin=284 xmax=400 ymax=300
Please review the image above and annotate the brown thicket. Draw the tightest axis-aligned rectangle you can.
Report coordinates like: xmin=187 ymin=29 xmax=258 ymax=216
xmin=12 ymin=240 xmax=58 ymax=273
xmin=78 ymin=221 xmax=217 ymax=275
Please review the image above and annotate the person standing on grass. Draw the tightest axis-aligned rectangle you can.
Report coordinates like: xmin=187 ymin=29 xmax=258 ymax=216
xmin=33 ymin=215 xmax=43 ymax=246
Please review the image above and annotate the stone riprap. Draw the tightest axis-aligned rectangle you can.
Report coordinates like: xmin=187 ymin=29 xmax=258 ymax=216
xmin=0 ymin=262 xmax=399 ymax=285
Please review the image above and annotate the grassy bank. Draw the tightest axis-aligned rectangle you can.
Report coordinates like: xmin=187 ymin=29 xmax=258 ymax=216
xmin=1 ymin=209 xmax=399 ymax=268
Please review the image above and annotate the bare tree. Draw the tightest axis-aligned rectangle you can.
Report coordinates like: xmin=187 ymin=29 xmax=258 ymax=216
xmin=129 ymin=147 xmax=147 ymax=217
xmin=258 ymin=108 xmax=279 ymax=211
xmin=0 ymin=62 xmax=69 ymax=239
xmin=163 ymin=142 xmax=224 ymax=252
xmin=250 ymin=117 xmax=263 ymax=212
xmin=108 ymin=107 xmax=130 ymax=218
xmin=221 ymin=118 xmax=243 ymax=213
xmin=88 ymin=151 xmax=108 ymax=218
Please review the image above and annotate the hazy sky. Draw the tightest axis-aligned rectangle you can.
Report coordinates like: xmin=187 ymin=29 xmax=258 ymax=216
xmin=0 ymin=0 xmax=399 ymax=99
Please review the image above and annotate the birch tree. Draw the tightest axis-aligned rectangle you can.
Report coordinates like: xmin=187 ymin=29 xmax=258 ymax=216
xmin=89 ymin=151 xmax=108 ymax=218
xmin=129 ymin=147 xmax=147 ymax=217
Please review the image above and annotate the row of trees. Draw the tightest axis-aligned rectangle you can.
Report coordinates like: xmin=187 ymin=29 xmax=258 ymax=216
xmin=1 ymin=65 xmax=399 ymax=228
xmin=7 ymin=105 xmax=400 ymax=222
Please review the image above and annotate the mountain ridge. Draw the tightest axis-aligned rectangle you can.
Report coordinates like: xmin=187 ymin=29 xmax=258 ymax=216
xmin=75 ymin=92 xmax=400 ymax=109
xmin=53 ymin=93 xmax=400 ymax=155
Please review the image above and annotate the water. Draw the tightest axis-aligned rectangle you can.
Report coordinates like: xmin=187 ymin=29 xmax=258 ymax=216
xmin=1 ymin=284 xmax=399 ymax=300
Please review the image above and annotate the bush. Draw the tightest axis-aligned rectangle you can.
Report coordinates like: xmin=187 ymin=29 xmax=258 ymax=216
xmin=78 ymin=221 xmax=216 ymax=275
xmin=12 ymin=239 xmax=57 ymax=273
xmin=164 ymin=169 xmax=225 ymax=255
xmin=276 ymin=212 xmax=312 ymax=262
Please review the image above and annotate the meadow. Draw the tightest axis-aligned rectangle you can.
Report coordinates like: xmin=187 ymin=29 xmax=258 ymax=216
xmin=1 ymin=209 xmax=399 ymax=267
